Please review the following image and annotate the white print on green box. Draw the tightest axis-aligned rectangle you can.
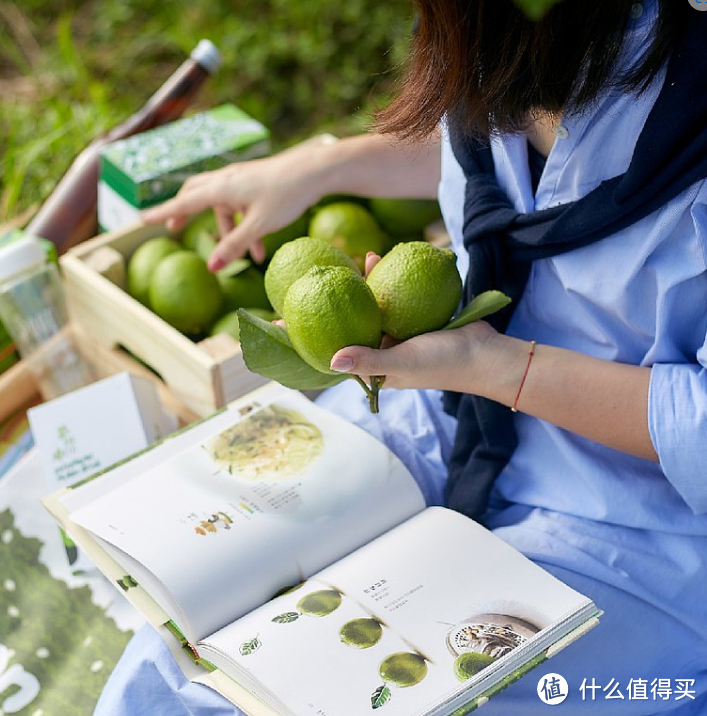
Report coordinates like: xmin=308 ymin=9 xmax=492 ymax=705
xmin=98 ymin=104 xmax=270 ymax=232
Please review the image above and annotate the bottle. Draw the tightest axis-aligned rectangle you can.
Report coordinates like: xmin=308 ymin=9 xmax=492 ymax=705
xmin=26 ymin=39 xmax=222 ymax=253
xmin=0 ymin=237 xmax=96 ymax=399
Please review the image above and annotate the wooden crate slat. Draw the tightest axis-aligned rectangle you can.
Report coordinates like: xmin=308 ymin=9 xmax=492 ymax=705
xmin=0 ymin=360 xmax=39 ymax=423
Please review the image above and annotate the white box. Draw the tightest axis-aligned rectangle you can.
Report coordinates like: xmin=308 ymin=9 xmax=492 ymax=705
xmin=28 ymin=372 xmax=176 ymax=488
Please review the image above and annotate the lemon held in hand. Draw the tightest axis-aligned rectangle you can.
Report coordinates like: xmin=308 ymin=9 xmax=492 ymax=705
xmin=366 ymin=241 xmax=462 ymax=340
xmin=264 ymin=236 xmax=359 ymax=316
xmin=127 ymin=237 xmax=181 ymax=306
xmin=308 ymin=201 xmax=389 ymax=271
xmin=261 ymin=212 xmax=310 ymax=258
xmin=283 ymin=265 xmax=382 ymax=375
xmin=149 ymin=251 xmax=223 ymax=334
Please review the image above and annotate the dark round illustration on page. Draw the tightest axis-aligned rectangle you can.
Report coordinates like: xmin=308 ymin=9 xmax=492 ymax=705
xmin=447 ymin=612 xmax=539 ymax=655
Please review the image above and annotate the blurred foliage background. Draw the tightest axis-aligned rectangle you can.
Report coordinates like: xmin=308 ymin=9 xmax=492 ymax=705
xmin=0 ymin=0 xmax=414 ymax=223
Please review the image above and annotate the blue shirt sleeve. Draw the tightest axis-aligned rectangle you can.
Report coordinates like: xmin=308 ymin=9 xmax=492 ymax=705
xmin=647 ymin=190 xmax=707 ymax=515
xmin=649 ymin=362 xmax=707 ymax=514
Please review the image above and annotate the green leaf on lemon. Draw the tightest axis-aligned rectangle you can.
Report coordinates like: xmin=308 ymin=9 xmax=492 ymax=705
xmin=443 ymin=291 xmax=512 ymax=331
xmin=237 ymin=309 xmax=348 ymax=390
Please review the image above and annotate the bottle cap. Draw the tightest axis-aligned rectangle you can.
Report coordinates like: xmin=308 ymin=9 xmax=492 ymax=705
xmin=0 ymin=237 xmax=47 ymax=286
xmin=191 ymin=39 xmax=222 ymax=74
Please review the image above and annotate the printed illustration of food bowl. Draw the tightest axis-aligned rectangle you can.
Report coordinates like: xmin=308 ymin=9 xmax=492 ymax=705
xmin=445 ymin=613 xmax=540 ymax=659
xmin=205 ymin=404 xmax=324 ymax=482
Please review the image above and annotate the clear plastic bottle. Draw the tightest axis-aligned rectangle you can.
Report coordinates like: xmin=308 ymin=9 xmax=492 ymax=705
xmin=25 ymin=39 xmax=222 ymax=253
xmin=0 ymin=238 xmax=96 ymax=399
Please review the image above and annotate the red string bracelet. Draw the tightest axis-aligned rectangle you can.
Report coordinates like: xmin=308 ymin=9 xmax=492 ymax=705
xmin=511 ymin=340 xmax=537 ymax=413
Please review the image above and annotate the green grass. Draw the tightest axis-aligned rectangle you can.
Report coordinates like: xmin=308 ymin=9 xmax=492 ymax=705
xmin=0 ymin=0 xmax=413 ymax=222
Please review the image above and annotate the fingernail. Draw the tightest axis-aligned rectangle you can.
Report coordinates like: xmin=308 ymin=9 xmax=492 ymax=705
xmin=330 ymin=356 xmax=354 ymax=373
xmin=208 ymin=255 xmax=227 ymax=272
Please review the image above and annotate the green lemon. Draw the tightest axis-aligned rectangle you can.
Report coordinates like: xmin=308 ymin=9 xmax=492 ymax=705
xmin=264 ymin=236 xmax=359 ymax=316
xmin=379 ymin=652 xmax=428 ymax=687
xmin=339 ymin=618 xmax=383 ymax=649
xmin=126 ymin=237 xmax=181 ymax=306
xmin=283 ymin=266 xmax=382 ymax=375
xmin=210 ymin=308 xmax=276 ymax=342
xmin=314 ymin=194 xmax=370 ymax=209
xmin=368 ymin=197 xmax=442 ymax=238
xmin=149 ymin=251 xmax=223 ymax=334
xmin=308 ymin=201 xmax=389 ymax=271
xmin=184 ymin=211 xmax=252 ymax=277
xmin=453 ymin=652 xmax=496 ymax=682
xmin=261 ymin=212 xmax=310 ymax=258
xmin=366 ymin=241 xmax=462 ymax=340
xmin=296 ymin=589 xmax=342 ymax=617
xmin=230 ymin=211 xmax=311 ymax=261
xmin=182 ymin=210 xmax=218 ymax=260
xmin=218 ymin=266 xmax=272 ymax=312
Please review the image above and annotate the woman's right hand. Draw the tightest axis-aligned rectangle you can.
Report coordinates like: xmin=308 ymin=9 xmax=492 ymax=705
xmin=141 ymin=141 xmax=332 ymax=270
xmin=141 ymin=131 xmax=441 ymax=271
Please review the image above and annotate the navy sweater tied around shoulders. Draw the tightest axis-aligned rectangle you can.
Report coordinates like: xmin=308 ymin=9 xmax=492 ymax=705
xmin=443 ymin=11 xmax=707 ymax=522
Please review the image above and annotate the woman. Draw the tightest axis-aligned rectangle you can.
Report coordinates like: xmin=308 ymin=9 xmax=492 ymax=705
xmin=98 ymin=0 xmax=707 ymax=713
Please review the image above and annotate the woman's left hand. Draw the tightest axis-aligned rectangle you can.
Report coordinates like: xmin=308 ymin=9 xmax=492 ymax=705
xmin=327 ymin=251 xmax=499 ymax=393
xmin=329 ymin=320 xmax=499 ymax=393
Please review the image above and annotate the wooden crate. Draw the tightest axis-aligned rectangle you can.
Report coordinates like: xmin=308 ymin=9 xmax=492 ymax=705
xmin=0 ymin=326 xmax=202 ymax=427
xmin=0 ymin=360 xmax=40 ymax=424
xmin=60 ymin=222 xmax=268 ymax=418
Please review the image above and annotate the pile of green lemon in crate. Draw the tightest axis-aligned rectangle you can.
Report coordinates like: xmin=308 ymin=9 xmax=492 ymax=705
xmin=125 ymin=197 xmax=443 ymax=340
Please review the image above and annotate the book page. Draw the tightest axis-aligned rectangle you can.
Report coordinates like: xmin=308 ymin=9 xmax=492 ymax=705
xmin=68 ymin=391 xmax=425 ymax=642
xmin=200 ymin=507 xmax=594 ymax=716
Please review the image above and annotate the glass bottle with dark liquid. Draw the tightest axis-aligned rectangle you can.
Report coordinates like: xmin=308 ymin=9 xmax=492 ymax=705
xmin=26 ymin=39 xmax=221 ymax=253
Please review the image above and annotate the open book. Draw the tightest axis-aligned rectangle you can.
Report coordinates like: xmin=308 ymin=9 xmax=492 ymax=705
xmin=44 ymin=384 xmax=599 ymax=716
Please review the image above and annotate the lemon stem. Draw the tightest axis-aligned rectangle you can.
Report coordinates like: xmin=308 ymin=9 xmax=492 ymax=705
xmin=352 ymin=375 xmax=384 ymax=414
xmin=370 ymin=375 xmax=385 ymax=413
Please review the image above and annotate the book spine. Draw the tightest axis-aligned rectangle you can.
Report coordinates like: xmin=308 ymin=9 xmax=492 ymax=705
xmin=164 ymin=620 xmax=216 ymax=672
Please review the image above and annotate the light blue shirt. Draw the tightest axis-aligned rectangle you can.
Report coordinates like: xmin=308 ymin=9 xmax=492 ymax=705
xmin=439 ymin=1 xmax=707 ymax=535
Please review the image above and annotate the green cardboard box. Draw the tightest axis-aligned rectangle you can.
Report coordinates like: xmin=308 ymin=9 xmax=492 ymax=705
xmin=0 ymin=229 xmax=58 ymax=375
xmin=98 ymin=104 xmax=270 ymax=232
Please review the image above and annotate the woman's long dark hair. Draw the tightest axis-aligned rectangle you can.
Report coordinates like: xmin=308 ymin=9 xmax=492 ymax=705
xmin=376 ymin=0 xmax=686 ymax=139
